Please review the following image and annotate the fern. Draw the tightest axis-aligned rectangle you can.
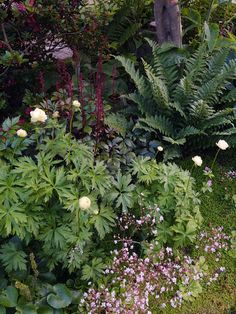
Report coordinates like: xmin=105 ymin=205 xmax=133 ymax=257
xmin=105 ymin=113 xmax=129 ymax=137
xmin=117 ymin=40 xmax=236 ymax=157
xmin=137 ymin=116 xmax=174 ymax=137
xmin=143 ymin=59 xmax=170 ymax=108
xmin=115 ymin=56 xmax=148 ymax=97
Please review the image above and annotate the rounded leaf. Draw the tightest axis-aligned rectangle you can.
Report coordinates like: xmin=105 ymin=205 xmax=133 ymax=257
xmin=47 ymin=284 xmax=72 ymax=309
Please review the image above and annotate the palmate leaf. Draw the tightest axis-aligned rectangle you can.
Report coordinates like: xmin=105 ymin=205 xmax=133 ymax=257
xmin=86 ymin=161 xmax=112 ymax=196
xmin=132 ymin=157 xmax=159 ymax=184
xmin=0 ymin=203 xmax=27 ymax=236
xmin=90 ymin=207 xmax=116 ymax=239
xmin=82 ymin=258 xmax=106 ymax=282
xmin=12 ymin=157 xmax=38 ymax=178
xmin=38 ymin=166 xmax=72 ymax=202
xmin=0 ymin=171 xmax=25 ymax=203
xmin=40 ymin=225 xmax=73 ymax=249
xmin=0 ymin=243 xmax=27 ymax=272
xmin=110 ymin=173 xmax=136 ymax=212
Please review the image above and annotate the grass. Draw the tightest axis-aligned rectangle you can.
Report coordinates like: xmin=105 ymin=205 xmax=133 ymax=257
xmin=161 ymin=151 xmax=236 ymax=314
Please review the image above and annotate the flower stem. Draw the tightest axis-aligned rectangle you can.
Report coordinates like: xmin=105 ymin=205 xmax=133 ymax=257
xmin=211 ymin=148 xmax=220 ymax=172
xmin=69 ymin=110 xmax=74 ymax=134
xmin=184 ymin=164 xmax=195 ymax=203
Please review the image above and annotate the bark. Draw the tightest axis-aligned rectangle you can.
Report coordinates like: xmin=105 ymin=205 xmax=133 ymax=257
xmin=154 ymin=0 xmax=182 ymax=47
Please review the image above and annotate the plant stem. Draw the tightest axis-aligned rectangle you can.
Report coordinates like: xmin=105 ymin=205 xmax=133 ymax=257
xmin=211 ymin=148 xmax=220 ymax=171
xmin=69 ymin=110 xmax=74 ymax=134
xmin=184 ymin=163 xmax=195 ymax=203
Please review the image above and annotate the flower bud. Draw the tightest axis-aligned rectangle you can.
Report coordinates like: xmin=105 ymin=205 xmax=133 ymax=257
xmin=16 ymin=129 xmax=27 ymax=138
xmin=216 ymin=140 xmax=229 ymax=150
xmin=30 ymin=108 xmax=47 ymax=123
xmin=192 ymin=156 xmax=203 ymax=167
xmin=79 ymin=196 xmax=91 ymax=210
xmin=72 ymin=100 xmax=81 ymax=109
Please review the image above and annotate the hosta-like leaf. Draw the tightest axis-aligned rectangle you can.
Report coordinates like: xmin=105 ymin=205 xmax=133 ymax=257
xmin=47 ymin=284 xmax=72 ymax=309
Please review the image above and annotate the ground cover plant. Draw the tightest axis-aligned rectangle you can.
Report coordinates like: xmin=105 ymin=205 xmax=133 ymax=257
xmin=0 ymin=0 xmax=236 ymax=313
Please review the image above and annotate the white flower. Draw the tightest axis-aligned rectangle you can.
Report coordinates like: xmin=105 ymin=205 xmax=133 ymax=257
xmin=72 ymin=100 xmax=81 ymax=108
xmin=16 ymin=129 xmax=27 ymax=138
xmin=93 ymin=209 xmax=99 ymax=215
xmin=192 ymin=156 xmax=203 ymax=167
xmin=157 ymin=146 xmax=164 ymax=152
xmin=216 ymin=140 xmax=229 ymax=150
xmin=52 ymin=111 xmax=60 ymax=118
xmin=30 ymin=108 xmax=47 ymax=123
xmin=79 ymin=196 xmax=91 ymax=210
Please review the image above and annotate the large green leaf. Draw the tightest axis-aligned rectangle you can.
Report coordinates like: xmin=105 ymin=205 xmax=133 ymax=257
xmin=47 ymin=284 xmax=72 ymax=309
xmin=16 ymin=304 xmax=37 ymax=314
xmin=0 ymin=286 xmax=18 ymax=307
xmin=38 ymin=306 xmax=54 ymax=314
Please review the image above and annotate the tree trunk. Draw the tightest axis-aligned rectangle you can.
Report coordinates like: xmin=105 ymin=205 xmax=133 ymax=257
xmin=154 ymin=0 xmax=182 ymax=47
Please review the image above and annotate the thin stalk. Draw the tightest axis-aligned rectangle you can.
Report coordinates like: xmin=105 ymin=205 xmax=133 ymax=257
xmin=184 ymin=163 xmax=195 ymax=203
xmin=69 ymin=110 xmax=74 ymax=134
xmin=211 ymin=148 xmax=220 ymax=171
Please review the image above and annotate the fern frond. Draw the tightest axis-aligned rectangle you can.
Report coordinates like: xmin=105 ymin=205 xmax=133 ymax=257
xmin=169 ymin=102 xmax=187 ymax=119
xmin=203 ymin=48 xmax=230 ymax=82
xmin=125 ymin=92 xmax=153 ymax=115
xmin=222 ymin=88 xmax=236 ymax=103
xmin=109 ymin=20 xmax=142 ymax=47
xmin=115 ymin=56 xmax=148 ymax=97
xmin=202 ymin=113 xmax=233 ymax=130
xmin=138 ymin=115 xmax=174 ymax=137
xmin=142 ymin=59 xmax=169 ymax=108
xmin=195 ymin=60 xmax=236 ymax=105
xmin=214 ymin=127 xmax=236 ymax=136
xmin=185 ymin=44 xmax=207 ymax=81
xmin=189 ymin=100 xmax=215 ymax=120
xmin=176 ymin=126 xmax=203 ymax=139
xmin=163 ymin=136 xmax=186 ymax=145
xmin=173 ymin=77 xmax=197 ymax=106
xmin=145 ymin=38 xmax=179 ymax=92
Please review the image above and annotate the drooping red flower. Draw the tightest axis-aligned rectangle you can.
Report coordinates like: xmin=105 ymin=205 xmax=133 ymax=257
xmin=13 ymin=2 xmax=26 ymax=12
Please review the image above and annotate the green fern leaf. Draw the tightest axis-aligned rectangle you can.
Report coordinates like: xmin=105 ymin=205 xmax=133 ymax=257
xmin=115 ymin=56 xmax=147 ymax=96
xmin=138 ymin=116 xmax=174 ymax=137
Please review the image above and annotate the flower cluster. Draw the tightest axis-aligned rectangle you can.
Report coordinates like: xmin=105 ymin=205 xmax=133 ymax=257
xmin=198 ymin=227 xmax=230 ymax=259
xmin=80 ymin=228 xmax=230 ymax=313
xmin=225 ymin=170 xmax=236 ymax=179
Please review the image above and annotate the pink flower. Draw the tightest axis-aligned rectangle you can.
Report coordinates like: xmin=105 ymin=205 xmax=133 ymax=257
xmin=207 ymin=180 xmax=212 ymax=187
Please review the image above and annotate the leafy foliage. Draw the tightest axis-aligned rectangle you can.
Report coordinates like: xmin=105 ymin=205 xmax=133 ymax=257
xmin=116 ymin=38 xmax=236 ymax=159
xmin=132 ymin=157 xmax=202 ymax=247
